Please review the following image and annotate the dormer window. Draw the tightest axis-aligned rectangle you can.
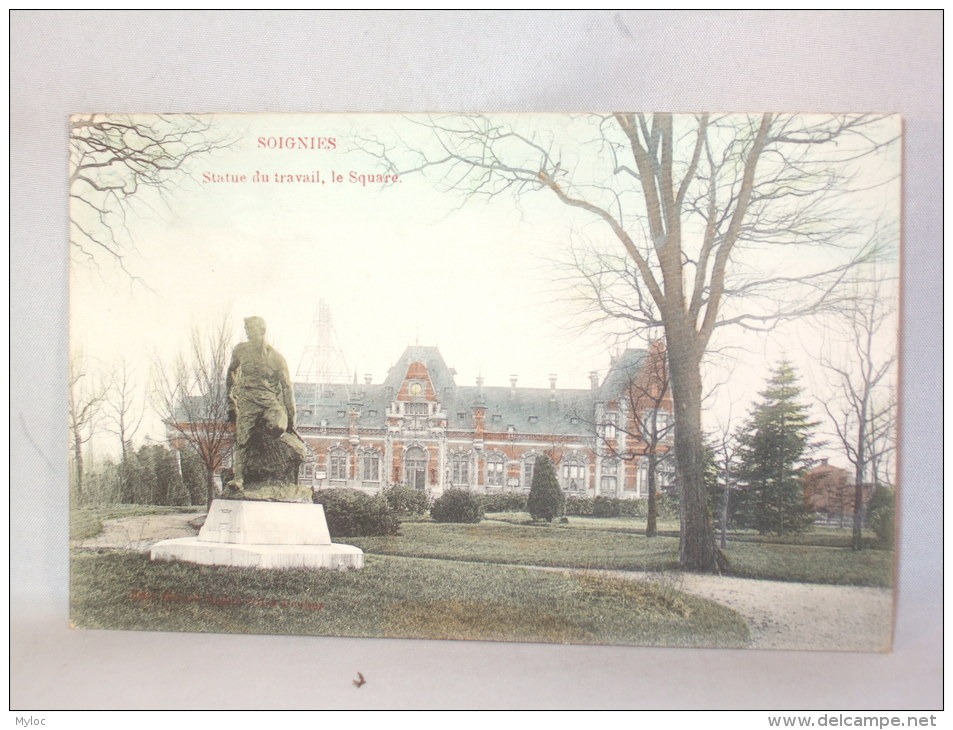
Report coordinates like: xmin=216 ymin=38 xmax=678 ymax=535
xmin=528 ymin=415 xmax=539 ymax=424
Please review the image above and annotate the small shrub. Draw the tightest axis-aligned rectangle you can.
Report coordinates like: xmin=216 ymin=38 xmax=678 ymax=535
xmin=527 ymin=455 xmax=564 ymax=522
xmin=865 ymin=485 xmax=895 ymax=549
xmin=383 ymin=485 xmax=431 ymax=514
xmin=431 ymin=488 xmax=484 ymax=523
xmin=479 ymin=492 xmax=528 ymax=513
xmin=313 ymin=489 xmax=400 ymax=537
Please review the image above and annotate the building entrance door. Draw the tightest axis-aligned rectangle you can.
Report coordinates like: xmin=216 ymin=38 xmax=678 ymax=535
xmin=404 ymin=447 xmax=428 ymax=490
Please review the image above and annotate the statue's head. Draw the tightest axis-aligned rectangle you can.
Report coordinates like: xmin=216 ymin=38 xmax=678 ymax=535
xmin=244 ymin=316 xmax=266 ymax=345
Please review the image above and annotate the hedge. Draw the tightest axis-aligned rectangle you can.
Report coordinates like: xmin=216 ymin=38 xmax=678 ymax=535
xmin=313 ymin=489 xmax=400 ymax=537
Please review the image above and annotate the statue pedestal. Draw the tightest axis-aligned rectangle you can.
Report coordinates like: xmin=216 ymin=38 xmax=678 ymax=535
xmin=150 ymin=500 xmax=364 ymax=570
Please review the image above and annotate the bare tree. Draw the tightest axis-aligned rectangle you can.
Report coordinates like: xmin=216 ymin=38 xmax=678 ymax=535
xmin=867 ymin=385 xmax=897 ymax=490
xmin=576 ymin=341 xmax=674 ymax=537
xmin=365 ymin=113 xmax=897 ymax=571
xmin=710 ymin=415 xmax=740 ymax=550
xmin=102 ymin=358 xmax=145 ymax=475
xmin=105 ymin=364 xmax=143 ymax=453
xmin=70 ymin=114 xmax=230 ymax=275
xmin=820 ymin=280 xmax=898 ymax=550
xmin=154 ymin=316 xmax=234 ymax=510
xmin=68 ymin=354 xmax=108 ymax=501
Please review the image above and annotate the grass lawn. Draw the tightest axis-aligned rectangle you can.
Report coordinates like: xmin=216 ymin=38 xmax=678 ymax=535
xmin=70 ymin=550 xmax=750 ymax=648
xmin=724 ymin=540 xmax=894 ymax=586
xmin=486 ymin=511 xmax=682 ymax=534
xmin=350 ymin=518 xmax=893 ymax=587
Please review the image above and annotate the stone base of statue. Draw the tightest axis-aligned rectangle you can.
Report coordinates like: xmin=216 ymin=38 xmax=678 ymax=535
xmin=150 ymin=499 xmax=364 ymax=571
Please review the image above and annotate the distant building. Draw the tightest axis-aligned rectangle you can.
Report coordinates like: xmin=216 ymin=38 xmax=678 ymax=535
xmin=172 ymin=342 xmax=675 ymax=499
xmin=250 ymin=341 xmax=675 ymax=499
xmin=803 ymin=460 xmax=874 ymax=526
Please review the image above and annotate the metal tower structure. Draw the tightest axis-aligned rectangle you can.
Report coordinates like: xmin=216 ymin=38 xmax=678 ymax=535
xmin=295 ymin=300 xmax=352 ymax=401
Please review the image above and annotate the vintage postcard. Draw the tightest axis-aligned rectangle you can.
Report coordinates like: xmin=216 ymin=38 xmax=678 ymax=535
xmin=69 ymin=113 xmax=899 ymax=651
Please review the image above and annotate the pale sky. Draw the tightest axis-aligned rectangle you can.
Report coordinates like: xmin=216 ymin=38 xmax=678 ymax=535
xmin=71 ymin=113 xmax=900 ymax=464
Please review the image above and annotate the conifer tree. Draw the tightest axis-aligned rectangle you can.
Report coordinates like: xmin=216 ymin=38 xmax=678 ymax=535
xmin=527 ymin=455 xmax=565 ymax=523
xmin=734 ymin=362 xmax=817 ymax=536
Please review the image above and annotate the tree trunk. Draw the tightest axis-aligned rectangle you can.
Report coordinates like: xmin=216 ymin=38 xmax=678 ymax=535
xmin=646 ymin=452 xmax=658 ymax=538
xmin=852 ymin=482 xmax=864 ymax=549
xmin=73 ymin=430 xmax=84 ymax=501
xmin=852 ymin=426 xmax=866 ymax=550
xmin=665 ymin=330 xmax=722 ymax=572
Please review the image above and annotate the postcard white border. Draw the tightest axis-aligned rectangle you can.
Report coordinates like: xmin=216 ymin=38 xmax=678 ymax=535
xmin=11 ymin=9 xmax=942 ymax=710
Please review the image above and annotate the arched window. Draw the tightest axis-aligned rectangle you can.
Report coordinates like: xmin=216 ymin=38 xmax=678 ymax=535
xmin=638 ymin=455 xmax=675 ymax=497
xmin=486 ymin=451 xmax=506 ymax=487
xmin=328 ymin=447 xmax=348 ymax=482
xmin=404 ymin=446 xmax=428 ymax=490
xmin=562 ymin=454 xmax=588 ymax=492
xmin=360 ymin=448 xmax=381 ymax=482
xmin=450 ymin=451 xmax=471 ymax=487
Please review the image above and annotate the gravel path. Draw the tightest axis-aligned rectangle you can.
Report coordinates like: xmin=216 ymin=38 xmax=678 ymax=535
xmin=73 ymin=513 xmax=893 ymax=651
xmin=584 ymin=569 xmax=893 ymax=652
xmin=74 ymin=512 xmax=202 ymax=552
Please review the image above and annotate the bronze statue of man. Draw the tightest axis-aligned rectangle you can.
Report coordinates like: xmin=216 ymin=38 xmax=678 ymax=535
xmin=226 ymin=316 xmax=308 ymax=490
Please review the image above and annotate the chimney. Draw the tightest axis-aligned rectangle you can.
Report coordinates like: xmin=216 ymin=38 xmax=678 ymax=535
xmin=510 ymin=374 xmax=518 ymax=396
xmin=590 ymin=371 xmax=600 ymax=390
xmin=476 ymin=375 xmax=484 ymax=388
xmin=549 ymin=374 xmax=557 ymax=402
xmin=364 ymin=373 xmax=372 ymax=385
xmin=473 ymin=404 xmax=486 ymax=435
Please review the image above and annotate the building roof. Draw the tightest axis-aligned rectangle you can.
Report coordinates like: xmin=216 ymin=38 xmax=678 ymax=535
xmin=291 ymin=345 xmax=650 ymax=436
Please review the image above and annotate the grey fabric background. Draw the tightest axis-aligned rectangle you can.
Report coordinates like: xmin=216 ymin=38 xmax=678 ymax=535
xmin=11 ymin=10 xmax=941 ymax=709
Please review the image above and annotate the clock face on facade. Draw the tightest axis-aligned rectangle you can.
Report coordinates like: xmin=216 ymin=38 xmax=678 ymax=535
xmin=409 ymin=382 xmax=423 ymax=397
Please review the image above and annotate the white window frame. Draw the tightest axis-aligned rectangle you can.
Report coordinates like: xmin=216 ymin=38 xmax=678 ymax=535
xmin=361 ymin=449 xmax=381 ymax=482
xmin=329 ymin=449 xmax=348 ymax=481
xmin=486 ymin=454 xmax=505 ymax=487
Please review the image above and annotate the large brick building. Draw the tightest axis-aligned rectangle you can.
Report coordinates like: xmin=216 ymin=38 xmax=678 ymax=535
xmin=289 ymin=341 xmax=674 ymax=499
